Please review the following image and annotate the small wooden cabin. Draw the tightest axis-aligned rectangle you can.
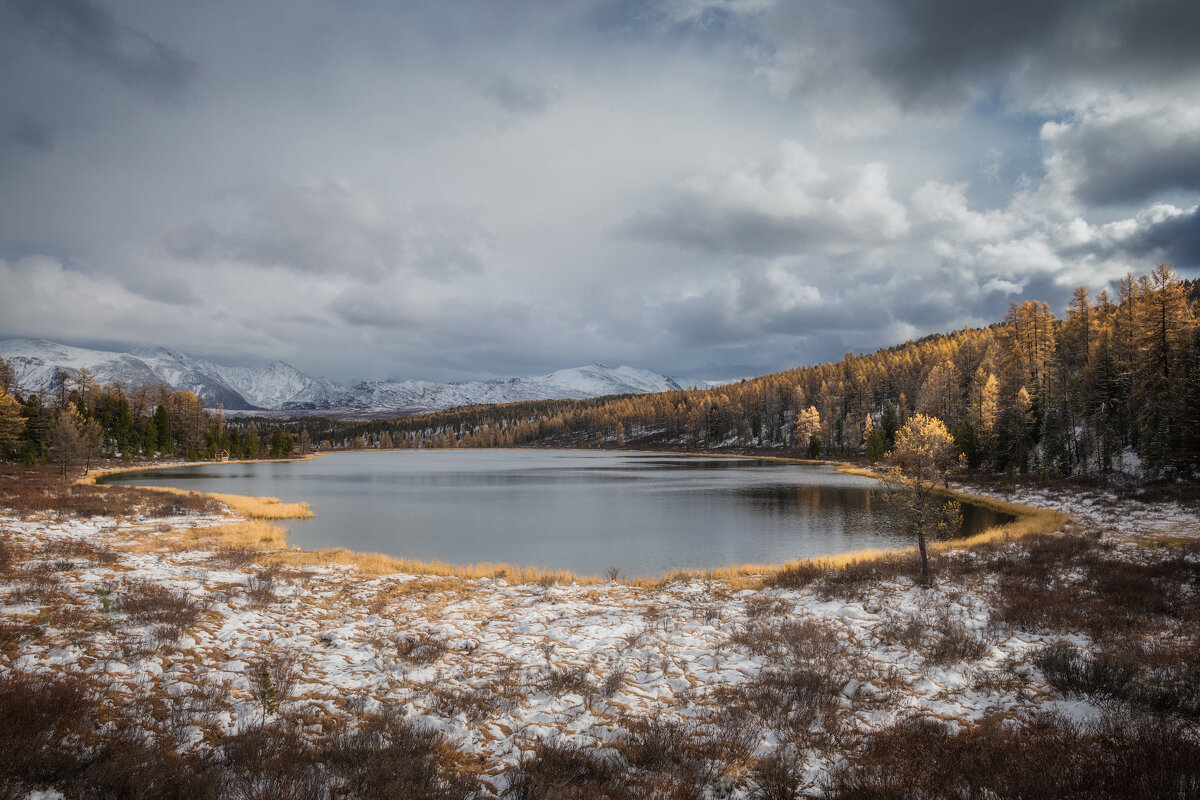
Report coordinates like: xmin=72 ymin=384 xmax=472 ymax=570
xmin=214 ymin=449 xmax=230 ymax=463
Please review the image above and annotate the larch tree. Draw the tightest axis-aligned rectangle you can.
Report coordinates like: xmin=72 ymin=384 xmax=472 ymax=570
xmin=888 ymin=413 xmax=961 ymax=585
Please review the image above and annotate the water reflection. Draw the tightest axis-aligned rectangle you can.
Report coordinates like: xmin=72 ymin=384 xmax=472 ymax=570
xmin=102 ymin=451 xmax=1013 ymax=577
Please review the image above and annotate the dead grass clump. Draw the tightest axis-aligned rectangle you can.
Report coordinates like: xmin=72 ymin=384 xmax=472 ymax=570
xmin=114 ymin=579 xmax=208 ymax=636
xmin=504 ymin=740 xmax=632 ymax=800
xmin=211 ymin=521 xmax=289 ymax=550
xmin=820 ymin=712 xmax=1200 ymax=799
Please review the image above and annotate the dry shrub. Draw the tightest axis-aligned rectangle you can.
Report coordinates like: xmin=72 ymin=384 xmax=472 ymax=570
xmin=42 ymin=536 xmax=119 ymax=566
xmin=767 ymin=560 xmax=826 ymax=590
xmin=617 ymin=716 xmax=714 ymax=798
xmin=747 ymin=749 xmax=805 ymax=800
xmin=602 ymin=661 xmax=627 ymax=697
xmin=246 ymin=568 xmax=278 ymax=606
xmin=114 ymin=578 xmax=207 ymax=636
xmin=0 ymin=616 xmax=43 ymax=652
xmin=217 ymin=722 xmax=326 ymax=800
xmin=322 ymin=704 xmax=482 ymax=799
xmin=994 ymin=574 xmax=1081 ymax=631
xmin=879 ymin=608 xmax=989 ymax=666
xmin=1036 ymin=642 xmax=1138 ymax=708
xmin=820 ymin=712 xmax=1200 ymax=799
xmin=769 ymin=552 xmax=921 ymax=600
xmin=541 ymin=662 xmax=594 ymax=697
xmin=429 ymin=684 xmax=509 ymax=723
xmin=393 ymin=632 xmax=449 ymax=665
xmin=0 ymin=466 xmax=220 ymax=518
xmin=742 ymin=668 xmax=842 ymax=738
xmin=0 ymin=670 xmax=100 ymax=797
xmin=1036 ymin=639 xmax=1200 ymax=718
xmin=248 ymin=647 xmax=301 ymax=723
xmin=503 ymin=740 xmax=632 ymax=800
xmin=210 ymin=546 xmax=261 ymax=568
xmin=731 ymin=615 xmax=843 ymax=670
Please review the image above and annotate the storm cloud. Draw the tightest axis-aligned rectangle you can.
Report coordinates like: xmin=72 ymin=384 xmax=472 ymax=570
xmin=1 ymin=0 xmax=1198 ymax=383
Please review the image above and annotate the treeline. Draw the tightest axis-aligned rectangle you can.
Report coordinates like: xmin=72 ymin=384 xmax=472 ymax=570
xmin=0 ymin=368 xmax=309 ymax=469
xmin=295 ymin=264 xmax=1200 ymax=480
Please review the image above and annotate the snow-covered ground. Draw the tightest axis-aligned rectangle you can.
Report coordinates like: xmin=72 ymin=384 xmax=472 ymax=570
xmin=2 ymin=483 xmax=1198 ymax=795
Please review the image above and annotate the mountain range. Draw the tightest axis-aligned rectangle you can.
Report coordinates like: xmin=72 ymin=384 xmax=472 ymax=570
xmin=0 ymin=338 xmax=684 ymax=416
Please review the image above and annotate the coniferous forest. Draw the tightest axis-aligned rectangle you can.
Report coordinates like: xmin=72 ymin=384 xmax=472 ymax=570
xmin=297 ymin=264 xmax=1200 ymax=481
xmin=2 ymin=264 xmax=1198 ymax=481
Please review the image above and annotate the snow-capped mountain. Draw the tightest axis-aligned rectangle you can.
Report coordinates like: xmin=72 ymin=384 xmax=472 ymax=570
xmin=0 ymin=338 xmax=683 ymax=415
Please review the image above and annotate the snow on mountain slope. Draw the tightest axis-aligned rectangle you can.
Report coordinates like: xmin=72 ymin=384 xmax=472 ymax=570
xmin=0 ymin=339 xmax=682 ymax=414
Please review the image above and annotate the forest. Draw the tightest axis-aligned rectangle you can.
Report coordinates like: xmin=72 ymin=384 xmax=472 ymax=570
xmin=292 ymin=264 xmax=1200 ymax=480
xmin=1 ymin=264 xmax=1197 ymax=480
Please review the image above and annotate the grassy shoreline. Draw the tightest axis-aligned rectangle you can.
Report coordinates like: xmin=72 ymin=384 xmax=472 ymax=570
xmin=75 ymin=448 xmax=1065 ymax=587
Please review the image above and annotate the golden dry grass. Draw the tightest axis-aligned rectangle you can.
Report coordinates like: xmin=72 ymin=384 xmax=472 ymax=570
xmin=123 ymin=520 xmax=290 ymax=554
xmin=264 ymin=546 xmax=594 ymax=584
xmin=205 ymin=493 xmax=314 ymax=519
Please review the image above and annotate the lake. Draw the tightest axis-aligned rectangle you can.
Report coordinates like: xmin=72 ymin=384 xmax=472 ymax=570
xmin=101 ymin=450 xmax=1013 ymax=577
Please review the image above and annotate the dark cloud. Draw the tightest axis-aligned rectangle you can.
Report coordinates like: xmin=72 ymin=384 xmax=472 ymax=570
xmin=864 ymin=0 xmax=1200 ymax=111
xmin=1043 ymin=109 xmax=1200 ymax=206
xmin=6 ymin=116 xmax=54 ymax=151
xmin=8 ymin=0 xmax=195 ymax=104
xmin=1120 ymin=206 xmax=1200 ymax=268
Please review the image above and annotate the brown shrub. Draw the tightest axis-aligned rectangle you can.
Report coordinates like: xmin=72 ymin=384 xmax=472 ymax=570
xmin=393 ymin=632 xmax=449 ymax=665
xmin=321 ymin=704 xmax=482 ymax=800
xmin=819 ymin=711 xmax=1200 ymax=799
xmin=503 ymin=739 xmax=632 ymax=800
xmin=114 ymin=578 xmax=208 ymax=636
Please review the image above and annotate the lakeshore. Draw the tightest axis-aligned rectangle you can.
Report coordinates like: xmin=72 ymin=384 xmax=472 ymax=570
xmin=3 ymin=457 xmax=1197 ymax=795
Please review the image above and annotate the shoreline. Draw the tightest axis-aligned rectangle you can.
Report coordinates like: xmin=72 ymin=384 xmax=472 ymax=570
xmin=3 ymin=472 xmax=1195 ymax=796
xmin=82 ymin=447 xmax=1065 ymax=586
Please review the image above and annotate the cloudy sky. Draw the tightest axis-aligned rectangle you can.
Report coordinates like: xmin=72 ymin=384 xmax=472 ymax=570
xmin=1 ymin=0 xmax=1198 ymax=382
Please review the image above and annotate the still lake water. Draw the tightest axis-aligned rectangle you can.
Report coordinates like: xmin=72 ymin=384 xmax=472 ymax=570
xmin=102 ymin=450 xmax=1012 ymax=577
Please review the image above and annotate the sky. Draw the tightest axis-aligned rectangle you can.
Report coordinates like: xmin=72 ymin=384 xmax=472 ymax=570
xmin=1 ymin=0 xmax=1198 ymax=383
